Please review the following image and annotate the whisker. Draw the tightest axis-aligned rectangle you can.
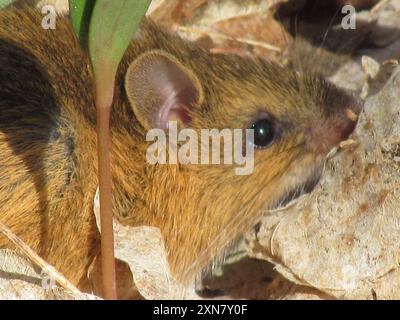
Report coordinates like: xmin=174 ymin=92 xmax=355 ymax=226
xmin=316 ymin=5 xmax=342 ymax=59
xmin=293 ymin=10 xmax=304 ymax=74
xmin=274 ymin=6 xmax=292 ymax=64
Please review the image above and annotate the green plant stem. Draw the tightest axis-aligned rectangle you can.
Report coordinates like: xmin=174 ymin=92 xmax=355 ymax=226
xmin=95 ymin=82 xmax=117 ymax=300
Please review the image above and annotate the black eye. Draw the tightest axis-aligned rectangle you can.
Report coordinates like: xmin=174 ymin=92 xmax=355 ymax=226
xmin=250 ymin=118 xmax=276 ymax=148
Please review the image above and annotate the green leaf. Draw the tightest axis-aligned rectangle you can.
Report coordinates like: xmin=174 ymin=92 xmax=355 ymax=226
xmin=69 ymin=0 xmax=151 ymax=299
xmin=88 ymin=0 xmax=152 ymax=82
xmin=68 ymin=0 xmax=96 ymax=47
xmin=0 ymin=0 xmax=14 ymax=8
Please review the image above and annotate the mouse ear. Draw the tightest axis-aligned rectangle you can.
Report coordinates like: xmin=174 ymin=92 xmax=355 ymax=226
xmin=125 ymin=50 xmax=203 ymax=131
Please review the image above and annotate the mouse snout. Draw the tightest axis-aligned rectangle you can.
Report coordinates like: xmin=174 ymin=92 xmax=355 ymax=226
xmin=307 ymin=107 xmax=359 ymax=155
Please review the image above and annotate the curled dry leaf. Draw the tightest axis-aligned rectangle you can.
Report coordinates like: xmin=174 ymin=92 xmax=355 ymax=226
xmin=361 ymin=56 xmax=399 ymax=98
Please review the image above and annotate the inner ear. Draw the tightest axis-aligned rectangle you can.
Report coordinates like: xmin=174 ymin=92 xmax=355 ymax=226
xmin=125 ymin=50 xmax=203 ymax=131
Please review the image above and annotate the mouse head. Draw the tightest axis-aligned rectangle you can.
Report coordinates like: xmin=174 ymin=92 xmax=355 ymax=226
xmin=122 ymin=23 xmax=361 ymax=282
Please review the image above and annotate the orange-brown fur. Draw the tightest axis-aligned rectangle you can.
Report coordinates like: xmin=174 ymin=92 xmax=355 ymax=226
xmin=0 ymin=7 xmax=360 ymax=290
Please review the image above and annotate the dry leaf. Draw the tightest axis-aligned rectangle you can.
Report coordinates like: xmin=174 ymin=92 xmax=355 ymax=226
xmin=0 ymin=250 xmax=98 ymax=300
xmin=149 ymin=0 xmax=292 ymax=62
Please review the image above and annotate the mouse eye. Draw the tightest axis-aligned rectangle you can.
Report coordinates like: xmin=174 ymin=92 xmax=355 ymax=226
xmin=249 ymin=117 xmax=276 ymax=148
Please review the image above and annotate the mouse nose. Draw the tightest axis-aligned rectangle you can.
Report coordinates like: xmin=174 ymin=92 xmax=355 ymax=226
xmin=308 ymin=106 xmax=360 ymax=155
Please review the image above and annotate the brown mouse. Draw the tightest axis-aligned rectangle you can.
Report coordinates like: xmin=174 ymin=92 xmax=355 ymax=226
xmin=0 ymin=7 xmax=361 ymax=294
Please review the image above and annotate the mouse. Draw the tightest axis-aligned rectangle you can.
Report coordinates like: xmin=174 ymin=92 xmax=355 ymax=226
xmin=0 ymin=6 xmax=361 ymax=294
